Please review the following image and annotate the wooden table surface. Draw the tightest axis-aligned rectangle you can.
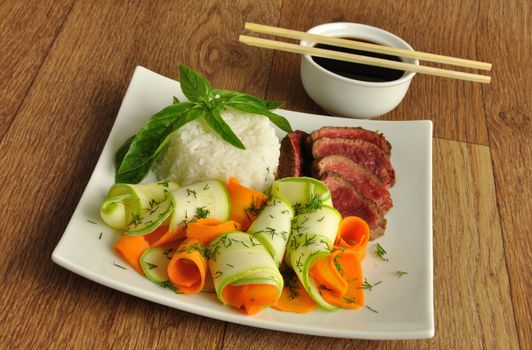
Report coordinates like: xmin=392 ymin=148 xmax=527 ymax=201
xmin=1 ymin=1 xmax=530 ymax=349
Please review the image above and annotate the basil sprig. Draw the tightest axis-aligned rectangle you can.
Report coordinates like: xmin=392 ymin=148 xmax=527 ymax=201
xmin=115 ymin=64 xmax=291 ymax=183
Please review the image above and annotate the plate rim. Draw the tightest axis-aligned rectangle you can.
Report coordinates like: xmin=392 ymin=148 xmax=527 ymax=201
xmin=52 ymin=65 xmax=434 ymax=340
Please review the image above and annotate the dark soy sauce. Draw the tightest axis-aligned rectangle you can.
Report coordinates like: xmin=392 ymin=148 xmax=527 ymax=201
xmin=312 ymin=38 xmax=405 ymax=82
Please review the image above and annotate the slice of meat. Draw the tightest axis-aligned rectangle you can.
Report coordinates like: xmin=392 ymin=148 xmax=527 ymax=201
xmin=312 ymin=155 xmax=393 ymax=213
xmin=309 ymin=126 xmax=392 ymax=156
xmin=321 ymin=172 xmax=386 ymax=240
xmin=277 ymin=130 xmax=311 ymax=178
xmin=312 ymin=137 xmax=396 ymax=188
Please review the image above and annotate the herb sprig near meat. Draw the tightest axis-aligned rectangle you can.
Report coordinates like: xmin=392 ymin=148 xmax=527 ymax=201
xmin=115 ymin=64 xmax=291 ymax=183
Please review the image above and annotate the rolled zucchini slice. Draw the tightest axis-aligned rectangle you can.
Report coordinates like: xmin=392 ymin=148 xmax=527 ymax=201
xmin=100 ymin=181 xmax=179 ymax=229
xmin=207 ymin=232 xmax=283 ymax=313
xmin=271 ymin=177 xmax=333 ymax=210
xmin=247 ymin=197 xmax=294 ymax=267
xmin=285 ymin=205 xmax=342 ymax=311
xmin=167 ymin=180 xmax=231 ymax=238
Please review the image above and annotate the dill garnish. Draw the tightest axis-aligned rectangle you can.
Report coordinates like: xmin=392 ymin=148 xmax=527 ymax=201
xmin=87 ymin=219 xmax=97 ymax=224
xmin=361 ymin=278 xmax=382 ymax=291
xmin=131 ymin=213 xmax=141 ymax=225
xmin=334 ymin=255 xmax=344 ymax=275
xmin=281 ymin=267 xmax=300 ymax=300
xmin=366 ymin=305 xmax=378 ymax=313
xmin=145 ymin=262 xmax=158 ymax=270
xmin=113 ymin=261 xmax=126 ymax=270
xmin=244 ymin=195 xmax=265 ymax=220
xmin=98 ymin=232 xmax=103 ymax=240
xmin=195 ymin=206 xmax=210 ymax=219
xmin=159 ymin=280 xmax=177 ymax=292
xmin=396 ymin=270 xmax=408 ymax=278
xmin=375 ymin=243 xmax=389 ymax=261
xmin=186 ymin=188 xmax=198 ymax=198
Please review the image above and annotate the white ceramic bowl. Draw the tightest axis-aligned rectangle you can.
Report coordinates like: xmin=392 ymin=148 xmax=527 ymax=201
xmin=300 ymin=23 xmax=418 ymax=119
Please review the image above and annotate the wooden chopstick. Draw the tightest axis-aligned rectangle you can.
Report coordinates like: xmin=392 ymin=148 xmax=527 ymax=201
xmin=245 ymin=22 xmax=492 ymax=71
xmin=239 ymin=35 xmax=491 ymax=84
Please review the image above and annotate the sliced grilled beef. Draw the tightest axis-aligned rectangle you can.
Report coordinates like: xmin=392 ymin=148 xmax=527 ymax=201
xmin=312 ymin=137 xmax=396 ymax=188
xmin=277 ymin=130 xmax=311 ymax=178
xmin=321 ymin=172 xmax=386 ymax=239
xmin=309 ymin=126 xmax=392 ymax=155
xmin=312 ymin=155 xmax=393 ymax=213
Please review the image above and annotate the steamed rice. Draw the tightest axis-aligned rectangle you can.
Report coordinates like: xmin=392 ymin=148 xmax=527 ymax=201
xmin=154 ymin=110 xmax=280 ymax=192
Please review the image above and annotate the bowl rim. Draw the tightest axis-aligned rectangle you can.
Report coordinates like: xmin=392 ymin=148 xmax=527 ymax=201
xmin=301 ymin=22 xmax=419 ymax=87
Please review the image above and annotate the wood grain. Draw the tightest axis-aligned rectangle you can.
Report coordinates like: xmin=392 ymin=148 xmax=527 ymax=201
xmin=220 ymin=139 xmax=519 ymax=349
xmin=477 ymin=1 xmax=532 ymax=348
xmin=0 ymin=0 xmax=74 ymax=140
xmin=0 ymin=0 xmax=528 ymax=349
xmin=265 ymin=0 xmax=488 ymax=145
xmin=0 ymin=0 xmax=281 ymax=348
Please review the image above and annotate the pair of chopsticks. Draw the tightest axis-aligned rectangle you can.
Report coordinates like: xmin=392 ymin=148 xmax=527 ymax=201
xmin=239 ymin=23 xmax=492 ymax=84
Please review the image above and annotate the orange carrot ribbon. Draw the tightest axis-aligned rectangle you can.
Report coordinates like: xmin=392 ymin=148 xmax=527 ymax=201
xmin=226 ymin=177 xmax=268 ymax=231
xmin=222 ymin=283 xmax=279 ymax=315
xmin=114 ymin=235 xmax=150 ymax=275
xmin=186 ymin=218 xmax=242 ymax=244
xmin=335 ymin=216 xmax=370 ymax=260
xmin=272 ymin=277 xmax=316 ymax=313
xmin=167 ymin=239 xmax=208 ymax=294
xmin=320 ymin=249 xmax=364 ymax=309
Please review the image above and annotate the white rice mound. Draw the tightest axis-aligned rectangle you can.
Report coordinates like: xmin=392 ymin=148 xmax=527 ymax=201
xmin=154 ymin=109 xmax=280 ymax=192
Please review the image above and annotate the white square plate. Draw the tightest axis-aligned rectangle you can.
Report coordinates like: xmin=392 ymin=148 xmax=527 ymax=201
xmin=52 ymin=66 xmax=434 ymax=339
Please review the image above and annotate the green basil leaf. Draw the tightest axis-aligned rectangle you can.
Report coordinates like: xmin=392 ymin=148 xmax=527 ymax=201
xmin=115 ymin=102 xmax=195 ymax=183
xmin=264 ymin=100 xmax=284 ymax=110
xmin=227 ymin=94 xmax=266 ymax=109
xmin=214 ymin=90 xmax=283 ymax=110
xmin=115 ymin=134 xmax=135 ymax=169
xmin=115 ymin=158 xmax=155 ymax=184
xmin=212 ymin=89 xmax=240 ymax=100
xmin=261 ymin=110 xmax=292 ymax=132
xmin=179 ymin=64 xmax=212 ymax=102
xmin=169 ymin=106 xmax=205 ymax=130
xmin=203 ymin=108 xmax=246 ymax=150
xmin=172 ymin=96 xmax=180 ymax=104
xmin=225 ymin=102 xmax=292 ymax=132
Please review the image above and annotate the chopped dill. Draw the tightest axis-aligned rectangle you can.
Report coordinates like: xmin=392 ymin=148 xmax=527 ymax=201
xmin=375 ymin=243 xmax=389 ymax=261
xmin=113 ymin=261 xmax=126 ymax=270
xmin=195 ymin=206 xmax=210 ymax=219
xmin=144 ymin=262 xmax=158 ymax=270
xmin=396 ymin=270 xmax=408 ymax=278
xmin=186 ymin=188 xmax=198 ymax=198
xmin=366 ymin=305 xmax=378 ymax=313
xmin=361 ymin=278 xmax=382 ymax=291
xmin=98 ymin=232 xmax=103 ymax=240
xmin=159 ymin=280 xmax=177 ymax=292
xmin=306 ymin=193 xmax=323 ymax=212
xmin=334 ymin=255 xmax=344 ymax=275
xmin=281 ymin=267 xmax=299 ymax=300
xmin=244 ymin=195 xmax=265 ymax=220
xmin=131 ymin=213 xmax=142 ymax=225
